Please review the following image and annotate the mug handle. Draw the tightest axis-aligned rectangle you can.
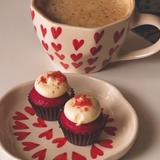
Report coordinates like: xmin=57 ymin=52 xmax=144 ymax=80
xmin=111 ymin=13 xmax=160 ymax=62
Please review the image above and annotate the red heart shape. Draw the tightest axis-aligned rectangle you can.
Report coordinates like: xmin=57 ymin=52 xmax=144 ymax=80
xmin=72 ymin=62 xmax=83 ymax=68
xmin=114 ymin=28 xmax=125 ymax=43
xmin=34 ymin=26 xmax=37 ymax=32
xmin=51 ymin=42 xmax=62 ymax=52
xmin=40 ymin=24 xmax=47 ymax=38
xmin=25 ymin=106 xmax=35 ymax=116
xmin=70 ymin=53 xmax=83 ymax=61
xmin=102 ymin=57 xmax=111 ymax=67
xmin=13 ymin=112 xmax=28 ymax=120
xmin=84 ymin=66 xmax=96 ymax=73
xmin=94 ymin=30 xmax=105 ymax=44
xmin=12 ymin=121 xmax=29 ymax=130
xmin=31 ymin=10 xmax=35 ymax=20
xmin=14 ymin=132 xmax=31 ymax=140
xmin=97 ymin=139 xmax=113 ymax=148
xmin=87 ymin=57 xmax=98 ymax=65
xmin=105 ymin=114 xmax=114 ymax=123
xmin=72 ymin=151 xmax=87 ymax=160
xmin=39 ymin=129 xmax=53 ymax=140
xmin=60 ymin=62 xmax=69 ymax=69
xmin=33 ymin=118 xmax=47 ymax=128
xmin=32 ymin=148 xmax=47 ymax=160
xmin=73 ymin=39 xmax=84 ymax=51
xmin=42 ymin=40 xmax=49 ymax=51
xmin=53 ymin=152 xmax=67 ymax=160
xmin=90 ymin=144 xmax=104 ymax=159
xmin=103 ymin=126 xmax=117 ymax=136
xmin=90 ymin=45 xmax=102 ymax=56
xmin=22 ymin=142 xmax=40 ymax=151
xmin=109 ymin=45 xmax=119 ymax=57
xmin=51 ymin=27 xmax=62 ymax=39
xmin=55 ymin=52 xmax=65 ymax=60
xmin=52 ymin=137 xmax=67 ymax=148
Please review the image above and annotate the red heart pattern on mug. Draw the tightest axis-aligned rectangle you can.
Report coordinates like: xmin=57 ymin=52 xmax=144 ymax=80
xmin=114 ymin=28 xmax=125 ymax=43
xmin=42 ymin=40 xmax=49 ymax=51
xmin=51 ymin=42 xmax=62 ymax=52
xmin=22 ymin=142 xmax=40 ymax=151
xmin=72 ymin=62 xmax=83 ymax=68
xmin=87 ymin=57 xmax=98 ymax=65
xmin=84 ymin=66 xmax=96 ymax=73
xmin=31 ymin=10 xmax=35 ymax=20
xmin=109 ymin=45 xmax=119 ymax=57
xmin=70 ymin=53 xmax=83 ymax=61
xmin=60 ymin=62 xmax=69 ymax=69
xmin=51 ymin=27 xmax=62 ymax=39
xmin=73 ymin=39 xmax=84 ymax=51
xmin=94 ymin=30 xmax=105 ymax=44
xmin=55 ymin=52 xmax=65 ymax=60
xmin=102 ymin=57 xmax=112 ymax=68
xmin=90 ymin=45 xmax=102 ymax=56
xmin=40 ymin=24 xmax=47 ymax=38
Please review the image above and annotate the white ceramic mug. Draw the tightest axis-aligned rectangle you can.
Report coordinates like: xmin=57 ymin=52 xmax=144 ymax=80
xmin=30 ymin=0 xmax=160 ymax=74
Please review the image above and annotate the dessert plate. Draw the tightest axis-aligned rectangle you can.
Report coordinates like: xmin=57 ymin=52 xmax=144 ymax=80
xmin=0 ymin=74 xmax=138 ymax=160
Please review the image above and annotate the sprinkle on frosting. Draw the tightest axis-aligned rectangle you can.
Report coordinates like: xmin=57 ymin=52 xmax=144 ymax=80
xmin=34 ymin=71 xmax=70 ymax=98
xmin=64 ymin=94 xmax=101 ymax=126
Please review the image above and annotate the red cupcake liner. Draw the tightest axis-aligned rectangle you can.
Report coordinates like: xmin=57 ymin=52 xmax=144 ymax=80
xmin=58 ymin=114 xmax=107 ymax=146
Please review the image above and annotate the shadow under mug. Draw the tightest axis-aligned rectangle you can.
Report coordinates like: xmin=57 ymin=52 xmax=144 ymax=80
xmin=30 ymin=0 xmax=160 ymax=74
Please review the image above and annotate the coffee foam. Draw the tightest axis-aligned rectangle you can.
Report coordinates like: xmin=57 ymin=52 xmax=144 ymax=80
xmin=34 ymin=0 xmax=132 ymax=28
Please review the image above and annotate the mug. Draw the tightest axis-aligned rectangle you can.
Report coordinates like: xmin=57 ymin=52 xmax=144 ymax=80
xmin=30 ymin=0 xmax=160 ymax=74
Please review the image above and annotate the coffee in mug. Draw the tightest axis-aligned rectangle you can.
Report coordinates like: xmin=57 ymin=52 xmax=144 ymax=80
xmin=34 ymin=0 xmax=132 ymax=28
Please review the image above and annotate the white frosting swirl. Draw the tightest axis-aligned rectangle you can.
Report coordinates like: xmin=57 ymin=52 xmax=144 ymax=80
xmin=64 ymin=94 xmax=101 ymax=126
xmin=34 ymin=71 xmax=70 ymax=98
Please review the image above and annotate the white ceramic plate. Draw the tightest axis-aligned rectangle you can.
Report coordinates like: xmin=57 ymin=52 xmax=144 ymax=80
xmin=0 ymin=74 xmax=138 ymax=160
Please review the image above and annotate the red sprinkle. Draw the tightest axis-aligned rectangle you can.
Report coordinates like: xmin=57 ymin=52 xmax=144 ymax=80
xmin=73 ymin=94 xmax=94 ymax=112
xmin=47 ymin=71 xmax=67 ymax=84
xmin=38 ymin=76 xmax=47 ymax=84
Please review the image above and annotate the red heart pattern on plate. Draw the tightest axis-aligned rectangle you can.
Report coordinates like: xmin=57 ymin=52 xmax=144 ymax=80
xmin=94 ymin=30 xmax=105 ymax=44
xmin=51 ymin=27 xmax=62 ymax=39
xmin=70 ymin=53 xmax=83 ymax=61
xmin=90 ymin=144 xmax=104 ymax=159
xmin=114 ymin=28 xmax=125 ymax=43
xmin=38 ymin=129 xmax=53 ymax=140
xmin=12 ymin=106 xmax=117 ymax=159
xmin=22 ymin=142 xmax=40 ymax=151
xmin=13 ymin=112 xmax=29 ymax=120
xmin=73 ymin=39 xmax=84 ymax=51
xmin=32 ymin=148 xmax=47 ymax=160
xmin=52 ymin=137 xmax=67 ymax=148
xmin=13 ymin=121 xmax=29 ymax=130
xmin=14 ymin=132 xmax=31 ymax=140
xmin=25 ymin=106 xmax=35 ymax=116
xmin=33 ymin=118 xmax=47 ymax=128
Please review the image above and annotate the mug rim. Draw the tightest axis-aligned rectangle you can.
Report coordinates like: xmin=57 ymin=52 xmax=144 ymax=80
xmin=30 ymin=0 xmax=135 ymax=30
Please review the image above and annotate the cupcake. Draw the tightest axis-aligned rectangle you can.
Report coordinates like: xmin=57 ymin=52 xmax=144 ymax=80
xmin=28 ymin=71 xmax=74 ymax=121
xmin=58 ymin=94 xmax=106 ymax=146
